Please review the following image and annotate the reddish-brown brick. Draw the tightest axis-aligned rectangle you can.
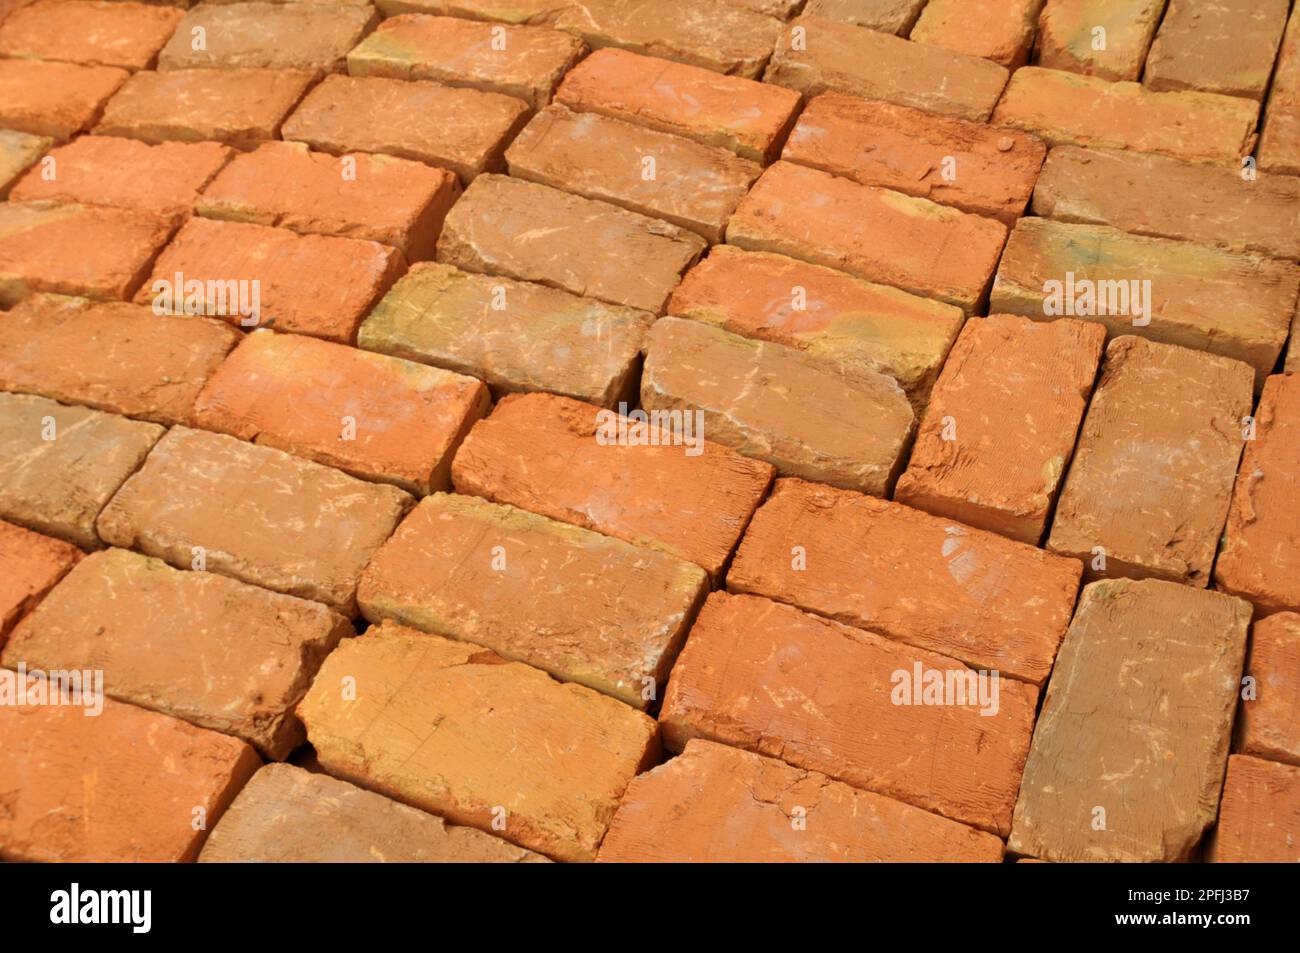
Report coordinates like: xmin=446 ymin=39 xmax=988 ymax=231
xmin=910 ymin=0 xmax=1042 ymax=68
xmin=802 ymin=0 xmax=926 ymax=33
xmin=0 ymin=128 xmax=49 ymax=198
xmin=1144 ymin=0 xmax=1289 ymax=100
xmin=0 ymin=58 xmax=127 ymax=140
xmin=1238 ymin=613 xmax=1300 ymax=768
xmin=0 ymin=0 xmax=183 ymax=70
xmin=1211 ymin=756 xmax=1300 ymax=862
xmin=1034 ymin=0 xmax=1163 ymax=82
xmin=159 ymin=2 xmax=376 ymax=73
xmin=0 ymin=520 xmax=81 ymax=642
xmin=1260 ymin=8 xmax=1300 ymax=175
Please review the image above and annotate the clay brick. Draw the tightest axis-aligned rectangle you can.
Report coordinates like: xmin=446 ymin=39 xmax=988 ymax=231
xmin=194 ymin=330 xmax=488 ymax=494
xmin=0 ymin=394 xmax=162 ymax=549
xmin=506 ymin=104 xmax=762 ymax=242
xmin=281 ymin=74 xmax=529 ymax=183
xmin=1215 ymin=374 xmax=1300 ymax=616
xmin=358 ymin=493 xmax=707 ymax=708
xmin=97 ymin=67 xmax=315 ymax=148
xmin=765 ymin=15 xmax=1009 ymax=122
xmin=0 ymin=127 xmax=49 ymax=197
xmin=347 ymin=14 xmax=584 ymax=109
xmin=3 ymin=548 xmax=350 ymax=758
xmin=437 ymin=174 xmax=706 ymax=314
xmin=0 ymin=294 xmax=241 ymax=426
xmin=0 ymin=678 xmax=259 ymax=862
xmin=1211 ymin=756 xmax=1300 ymax=863
xmin=0 ymin=520 xmax=81 ymax=642
xmin=729 ymin=477 xmax=1082 ymax=685
xmin=1260 ymin=8 xmax=1300 ymax=175
xmin=659 ymin=592 xmax=1038 ymax=835
xmin=895 ymin=315 xmax=1104 ymax=545
xmin=452 ymin=392 xmax=773 ymax=580
xmin=1048 ymin=337 xmax=1253 ymax=587
xmin=1290 ymin=319 xmax=1299 ymax=374
xmin=0 ymin=59 xmax=127 ymax=140
xmin=910 ymin=0 xmax=1042 ymax=68
xmin=599 ymin=739 xmax=1004 ymax=862
xmin=159 ymin=2 xmax=375 ymax=73
xmin=989 ymin=218 xmax=1298 ymax=387
xmin=728 ymin=162 xmax=1007 ymax=314
xmin=725 ymin=0 xmax=800 ymax=17
xmin=802 ymin=0 xmax=926 ymax=33
xmin=1033 ymin=145 xmax=1300 ymax=261
xmin=548 ymin=0 xmax=782 ymax=80
xmin=1034 ymin=0 xmax=1163 ymax=82
xmin=375 ymin=0 xmax=567 ymax=22
xmin=553 ymin=47 xmax=800 ymax=163
xmin=1009 ymin=578 xmax=1250 ymax=862
xmin=642 ymin=317 xmax=914 ymax=495
xmin=991 ymin=67 xmax=1260 ymax=164
xmin=359 ymin=262 xmax=652 ymax=408
xmin=11 ymin=135 xmax=231 ymax=216
xmin=298 ymin=623 xmax=660 ymax=863
xmin=96 ymin=426 xmax=412 ymax=614
xmin=136 ymin=217 xmax=404 ymax=343
xmin=1238 ymin=613 xmax=1300 ymax=768
xmin=667 ymin=245 xmax=964 ymax=407
xmin=0 ymin=0 xmax=183 ymax=70
xmin=198 ymin=763 xmax=550 ymax=862
xmin=1144 ymin=0 xmax=1289 ymax=101
xmin=783 ymin=93 xmax=1046 ymax=225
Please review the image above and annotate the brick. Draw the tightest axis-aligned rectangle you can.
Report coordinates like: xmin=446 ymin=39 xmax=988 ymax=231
xmin=643 ymin=317 xmax=913 ymax=495
xmin=198 ymin=763 xmax=549 ymax=862
xmin=728 ymin=162 xmax=1007 ymax=314
xmin=667 ymin=245 xmax=963 ymax=407
xmin=0 ymin=127 xmax=49 ymax=197
xmin=1290 ymin=318 xmax=1299 ymax=373
xmin=1238 ymin=613 xmax=1300 ymax=768
xmin=96 ymin=426 xmax=412 ymax=614
xmin=1144 ymin=0 xmax=1289 ymax=101
xmin=0 ymin=0 xmax=184 ymax=70
xmin=357 ymin=493 xmax=707 ymax=708
xmin=0 ymin=394 xmax=162 ymax=549
xmin=1048 ymin=337 xmax=1253 ymax=587
xmin=1033 ymin=145 xmax=1300 ymax=261
xmin=802 ymin=0 xmax=927 ymax=34
xmin=451 ymin=392 xmax=773 ymax=580
xmin=159 ymin=2 xmax=375 ymax=73
xmin=136 ymin=217 xmax=404 ymax=343
xmin=0 ymin=521 xmax=81 ymax=642
xmin=1215 ymin=374 xmax=1300 ymax=616
xmin=0 ymin=294 xmax=241 ymax=426
xmin=437 ymin=174 xmax=706 ymax=313
xmin=0 ymin=680 xmax=259 ymax=862
xmin=724 ymin=0 xmax=800 ymax=16
xmin=0 ymin=59 xmax=127 ymax=140
xmin=1260 ymin=8 xmax=1300 ymax=175
xmin=3 ymin=548 xmax=350 ymax=758
xmin=991 ymin=67 xmax=1260 ymax=164
xmin=505 ymin=104 xmax=762 ymax=242
xmin=347 ymin=14 xmax=584 ymax=109
xmin=1034 ymin=0 xmax=1163 ymax=82
xmin=298 ymin=623 xmax=659 ymax=863
xmin=1211 ymin=756 xmax=1300 ymax=863
xmin=598 ymin=739 xmax=1004 ymax=862
xmin=765 ymin=15 xmax=1009 ymax=122
xmin=554 ymin=47 xmax=800 ymax=163
xmin=11 ymin=135 xmax=231 ymax=216
xmin=374 ymin=0 xmax=567 ymax=23
xmin=989 ymin=218 xmax=1298 ymax=387
xmin=895 ymin=315 xmax=1104 ymax=545
xmin=659 ymin=592 xmax=1037 ymax=835
xmin=783 ymin=92 xmax=1046 ymax=225
xmin=910 ymin=0 xmax=1042 ymax=68
xmin=96 ymin=67 xmax=315 ymax=148
xmin=194 ymin=329 xmax=489 ymax=495
xmin=359 ymin=262 xmax=652 ymax=408
xmin=549 ymin=0 xmax=782 ymax=80
xmin=1009 ymin=578 xmax=1250 ymax=862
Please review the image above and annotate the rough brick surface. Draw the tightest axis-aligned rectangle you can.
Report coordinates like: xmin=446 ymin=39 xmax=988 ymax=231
xmin=1034 ymin=0 xmax=1163 ymax=81
xmin=1211 ymin=756 xmax=1300 ymax=863
xmin=1214 ymin=374 xmax=1300 ymax=616
xmin=554 ymin=47 xmax=800 ymax=162
xmin=96 ymin=426 xmax=412 ymax=614
xmin=599 ymin=739 xmax=1005 ymax=862
xmin=660 ymin=592 xmax=1038 ymax=835
xmin=728 ymin=162 xmax=1008 ymax=314
xmin=0 ymin=59 xmax=126 ymax=140
xmin=1144 ymin=0 xmax=1289 ymax=100
xmin=1238 ymin=613 xmax=1300 ymax=768
xmin=0 ymin=0 xmax=183 ymax=70
xmin=375 ymin=0 xmax=567 ymax=22
xmin=358 ymin=493 xmax=707 ymax=708
xmin=0 ymin=294 xmax=242 ymax=425
xmin=0 ymin=520 xmax=81 ymax=642
xmin=437 ymin=174 xmax=706 ymax=313
xmin=194 ymin=329 xmax=488 ymax=494
xmin=728 ymin=478 xmax=1082 ymax=685
xmin=895 ymin=315 xmax=1105 ymax=545
xmin=3 ymin=548 xmax=350 ymax=758
xmin=0 ymin=128 xmax=48 ymax=197
xmin=0 ymin=681 xmax=260 ymax=862
xmin=801 ymin=0 xmax=926 ymax=33
xmin=910 ymin=0 xmax=1042 ymax=68
xmin=298 ymin=623 xmax=660 ymax=863
xmin=1009 ymin=579 xmax=1251 ymax=862
xmin=1260 ymin=8 xmax=1300 ymax=175
xmin=452 ymin=392 xmax=774 ymax=579
xmin=359 ymin=262 xmax=653 ymax=407
xmin=1049 ymin=337 xmax=1253 ymax=587
xmin=160 ymin=2 xmax=376 ymax=73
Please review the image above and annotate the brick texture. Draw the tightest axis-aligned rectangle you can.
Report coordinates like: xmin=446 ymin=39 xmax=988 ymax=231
xmin=910 ymin=0 xmax=1043 ymax=69
xmin=1260 ymin=7 xmax=1300 ymax=175
xmin=0 ymin=0 xmax=184 ymax=70
xmin=1034 ymin=0 xmax=1164 ymax=81
xmin=1238 ymin=613 xmax=1300 ymax=768
xmin=0 ymin=520 xmax=81 ymax=642
xmin=1211 ymin=756 xmax=1300 ymax=863
xmin=159 ymin=2 xmax=377 ymax=73
xmin=0 ymin=128 xmax=49 ymax=197
xmin=0 ymin=56 xmax=127 ymax=140
xmin=1144 ymin=0 xmax=1289 ymax=100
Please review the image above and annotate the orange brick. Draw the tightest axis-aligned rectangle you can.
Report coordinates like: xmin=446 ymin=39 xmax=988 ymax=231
xmin=1211 ymin=756 xmax=1300 ymax=862
xmin=1144 ymin=0 xmax=1289 ymax=101
xmin=1260 ymin=7 xmax=1300 ymax=175
xmin=1034 ymin=0 xmax=1163 ymax=81
xmin=0 ymin=0 xmax=184 ymax=70
xmin=374 ymin=0 xmax=567 ymax=22
xmin=801 ymin=0 xmax=926 ymax=33
xmin=0 ymin=58 xmax=127 ymax=140
xmin=1238 ymin=613 xmax=1300 ymax=768
xmin=158 ymin=2 xmax=376 ymax=73
xmin=0 ymin=128 xmax=49 ymax=198
xmin=910 ymin=0 xmax=1042 ymax=68
xmin=0 ymin=520 xmax=81 ymax=642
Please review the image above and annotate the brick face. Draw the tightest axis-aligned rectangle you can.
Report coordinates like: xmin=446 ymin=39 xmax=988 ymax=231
xmin=1144 ymin=0 xmax=1290 ymax=100
xmin=801 ymin=0 xmax=926 ymax=33
xmin=910 ymin=0 xmax=1042 ymax=69
xmin=1034 ymin=0 xmax=1164 ymax=82
xmin=159 ymin=2 xmax=377 ymax=73
xmin=1211 ymin=756 xmax=1300 ymax=863
xmin=0 ymin=0 xmax=184 ymax=70
xmin=1238 ymin=613 xmax=1300 ymax=768
xmin=1260 ymin=7 xmax=1300 ymax=175
xmin=0 ymin=56 xmax=128 ymax=140
xmin=0 ymin=128 xmax=49 ymax=198
xmin=0 ymin=520 xmax=81 ymax=643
